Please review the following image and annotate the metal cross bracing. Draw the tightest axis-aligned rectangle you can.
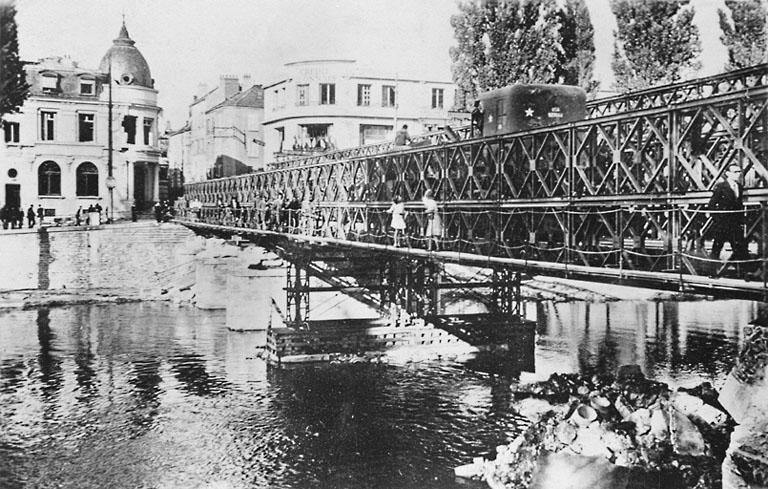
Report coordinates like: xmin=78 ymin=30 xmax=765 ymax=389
xmin=268 ymin=125 xmax=473 ymax=170
xmin=180 ymin=70 xmax=768 ymax=298
xmin=586 ymin=63 xmax=768 ymax=118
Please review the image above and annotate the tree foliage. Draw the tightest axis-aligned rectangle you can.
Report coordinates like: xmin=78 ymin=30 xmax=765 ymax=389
xmin=0 ymin=2 xmax=29 ymax=120
xmin=557 ymin=0 xmax=599 ymax=94
xmin=718 ymin=0 xmax=767 ymax=70
xmin=611 ymin=0 xmax=701 ymax=92
xmin=449 ymin=0 xmax=598 ymax=102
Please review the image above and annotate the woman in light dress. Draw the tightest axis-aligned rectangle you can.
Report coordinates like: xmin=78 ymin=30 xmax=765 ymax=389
xmin=387 ymin=195 xmax=407 ymax=247
xmin=422 ymin=189 xmax=441 ymax=251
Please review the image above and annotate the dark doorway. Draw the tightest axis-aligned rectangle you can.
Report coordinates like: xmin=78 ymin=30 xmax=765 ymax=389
xmin=5 ymin=184 xmax=20 ymax=208
xmin=134 ymin=165 xmax=146 ymax=210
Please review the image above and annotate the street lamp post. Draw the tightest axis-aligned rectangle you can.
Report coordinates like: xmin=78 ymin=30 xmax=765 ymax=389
xmin=106 ymin=60 xmax=115 ymax=223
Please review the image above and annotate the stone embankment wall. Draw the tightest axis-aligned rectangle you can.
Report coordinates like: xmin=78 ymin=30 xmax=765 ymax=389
xmin=0 ymin=223 xmax=195 ymax=292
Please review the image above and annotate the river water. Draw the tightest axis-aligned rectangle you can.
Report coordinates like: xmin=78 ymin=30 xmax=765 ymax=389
xmin=0 ymin=298 xmax=754 ymax=489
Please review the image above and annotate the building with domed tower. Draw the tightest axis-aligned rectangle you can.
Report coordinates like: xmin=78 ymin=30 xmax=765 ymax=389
xmin=0 ymin=21 xmax=163 ymax=223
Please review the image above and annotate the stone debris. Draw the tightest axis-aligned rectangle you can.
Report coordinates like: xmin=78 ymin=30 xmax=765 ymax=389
xmin=455 ymin=365 xmax=733 ymax=489
xmin=719 ymin=325 xmax=768 ymax=489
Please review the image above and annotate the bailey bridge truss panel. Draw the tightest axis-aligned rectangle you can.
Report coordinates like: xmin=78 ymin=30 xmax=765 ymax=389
xmin=182 ymin=69 xmax=768 ymax=289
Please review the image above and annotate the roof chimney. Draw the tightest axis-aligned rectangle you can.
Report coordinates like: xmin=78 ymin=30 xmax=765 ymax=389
xmin=221 ymin=75 xmax=240 ymax=99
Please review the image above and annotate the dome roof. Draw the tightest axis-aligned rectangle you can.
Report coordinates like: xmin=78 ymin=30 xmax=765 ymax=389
xmin=99 ymin=22 xmax=153 ymax=88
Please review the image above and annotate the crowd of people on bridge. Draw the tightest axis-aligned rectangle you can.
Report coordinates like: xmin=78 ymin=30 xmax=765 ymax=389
xmin=182 ymin=160 xmax=759 ymax=279
xmin=289 ymin=136 xmax=336 ymax=153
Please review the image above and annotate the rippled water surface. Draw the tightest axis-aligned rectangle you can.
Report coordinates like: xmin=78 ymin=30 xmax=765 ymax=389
xmin=0 ymin=299 xmax=754 ymax=488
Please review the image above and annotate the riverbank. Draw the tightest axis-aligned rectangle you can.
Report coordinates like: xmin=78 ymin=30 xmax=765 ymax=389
xmin=0 ymin=223 xmax=710 ymax=311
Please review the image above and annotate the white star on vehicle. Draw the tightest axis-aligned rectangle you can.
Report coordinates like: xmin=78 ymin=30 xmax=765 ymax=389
xmin=524 ymin=108 xmax=534 ymax=117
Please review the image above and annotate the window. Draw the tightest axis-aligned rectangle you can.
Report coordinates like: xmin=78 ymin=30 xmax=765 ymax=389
xmin=78 ymin=113 xmax=95 ymax=142
xmin=382 ymin=85 xmax=396 ymax=107
xmin=40 ymin=111 xmax=56 ymax=141
xmin=76 ymin=162 xmax=99 ymax=196
xmin=357 ymin=84 xmax=371 ymax=106
xmin=320 ymin=83 xmax=335 ymax=105
xmin=38 ymin=161 xmax=61 ymax=196
xmin=3 ymin=121 xmax=19 ymax=143
xmin=40 ymin=75 xmax=58 ymax=93
xmin=122 ymin=116 xmax=137 ymax=145
xmin=80 ymin=79 xmax=95 ymax=95
xmin=359 ymin=124 xmax=392 ymax=145
xmin=276 ymin=127 xmax=285 ymax=152
xmin=143 ymin=118 xmax=154 ymax=145
xmin=431 ymin=88 xmax=444 ymax=109
xmin=297 ymin=84 xmax=309 ymax=106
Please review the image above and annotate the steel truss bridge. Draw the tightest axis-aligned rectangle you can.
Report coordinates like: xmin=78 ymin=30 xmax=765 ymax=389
xmin=178 ymin=64 xmax=768 ymax=317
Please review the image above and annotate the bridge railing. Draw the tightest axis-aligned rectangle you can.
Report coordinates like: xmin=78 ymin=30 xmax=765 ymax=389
xmin=177 ymin=202 xmax=768 ymax=282
xmin=180 ymin=74 xmax=768 ymax=283
xmin=586 ymin=63 xmax=768 ymax=118
xmin=184 ymin=83 xmax=767 ymax=206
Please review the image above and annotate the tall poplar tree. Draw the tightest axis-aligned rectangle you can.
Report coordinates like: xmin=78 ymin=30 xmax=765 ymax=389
xmin=450 ymin=0 xmax=597 ymax=101
xmin=611 ymin=0 xmax=701 ymax=92
xmin=557 ymin=0 xmax=599 ymax=95
xmin=718 ymin=0 xmax=767 ymax=70
xmin=0 ymin=1 xmax=29 ymax=120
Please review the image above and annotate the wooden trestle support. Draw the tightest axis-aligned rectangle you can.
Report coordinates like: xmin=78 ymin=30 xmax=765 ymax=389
xmin=280 ymin=244 xmax=524 ymax=326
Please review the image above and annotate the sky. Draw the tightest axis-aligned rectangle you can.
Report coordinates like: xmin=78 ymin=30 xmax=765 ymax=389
xmin=14 ymin=0 xmax=729 ymax=129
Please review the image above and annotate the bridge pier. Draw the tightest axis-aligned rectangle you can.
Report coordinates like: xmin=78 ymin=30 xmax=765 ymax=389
xmin=286 ymin=256 xmax=311 ymax=327
xmin=195 ymin=243 xmax=238 ymax=310
xmin=379 ymin=258 xmax=443 ymax=318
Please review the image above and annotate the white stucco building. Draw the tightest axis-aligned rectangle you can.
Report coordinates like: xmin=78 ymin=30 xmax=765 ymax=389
xmin=262 ymin=60 xmax=458 ymax=162
xmin=168 ymin=76 xmax=264 ymax=184
xmin=0 ymin=22 xmax=163 ymax=221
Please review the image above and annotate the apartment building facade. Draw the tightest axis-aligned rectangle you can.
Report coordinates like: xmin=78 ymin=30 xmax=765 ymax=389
xmin=262 ymin=60 xmax=458 ymax=161
xmin=0 ymin=22 xmax=163 ymax=220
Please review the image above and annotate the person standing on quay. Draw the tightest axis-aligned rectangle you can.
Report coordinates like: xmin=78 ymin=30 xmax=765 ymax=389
xmin=708 ymin=163 xmax=747 ymax=261
xmin=15 ymin=207 xmax=23 ymax=229
xmin=387 ymin=195 xmax=407 ymax=247
xmin=36 ymin=204 xmax=44 ymax=226
xmin=27 ymin=205 xmax=36 ymax=228
xmin=422 ymin=189 xmax=441 ymax=251
xmin=75 ymin=206 xmax=82 ymax=226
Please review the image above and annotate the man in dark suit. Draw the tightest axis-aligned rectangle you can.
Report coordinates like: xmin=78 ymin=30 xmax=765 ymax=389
xmin=471 ymin=100 xmax=484 ymax=137
xmin=708 ymin=163 xmax=747 ymax=260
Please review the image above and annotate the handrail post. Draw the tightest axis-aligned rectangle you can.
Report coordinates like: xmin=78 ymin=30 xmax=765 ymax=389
xmin=762 ymin=203 xmax=767 ymax=298
xmin=678 ymin=206 xmax=684 ymax=293
xmin=618 ymin=206 xmax=624 ymax=281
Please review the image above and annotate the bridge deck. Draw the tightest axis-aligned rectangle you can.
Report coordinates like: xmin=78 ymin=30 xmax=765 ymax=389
xmin=179 ymin=220 xmax=768 ymax=301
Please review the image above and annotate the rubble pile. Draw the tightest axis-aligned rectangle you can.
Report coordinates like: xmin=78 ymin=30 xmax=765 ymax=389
xmin=459 ymin=366 xmax=734 ymax=489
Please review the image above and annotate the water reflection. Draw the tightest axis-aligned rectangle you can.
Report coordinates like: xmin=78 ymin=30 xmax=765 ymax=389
xmin=126 ymin=357 xmax=162 ymax=429
xmin=36 ymin=308 xmax=63 ymax=403
xmin=530 ymin=300 xmax=749 ymax=388
xmin=0 ymin=299 xmax=755 ymax=488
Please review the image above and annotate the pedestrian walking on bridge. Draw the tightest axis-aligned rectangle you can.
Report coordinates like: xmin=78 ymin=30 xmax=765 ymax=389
xmin=422 ymin=190 xmax=441 ymax=251
xmin=394 ymin=124 xmax=411 ymax=149
xmin=708 ymin=163 xmax=747 ymax=262
xmin=387 ymin=195 xmax=406 ymax=247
